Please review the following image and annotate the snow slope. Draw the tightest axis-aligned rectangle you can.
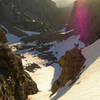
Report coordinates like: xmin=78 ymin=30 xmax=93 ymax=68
xmin=49 ymin=35 xmax=84 ymax=59
xmin=51 ymin=39 xmax=100 ymax=100
xmin=7 ymin=29 xmax=95 ymax=100
xmin=27 ymin=35 xmax=85 ymax=100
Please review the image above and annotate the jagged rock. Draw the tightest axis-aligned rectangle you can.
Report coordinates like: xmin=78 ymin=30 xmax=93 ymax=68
xmin=67 ymin=0 xmax=100 ymax=44
xmin=0 ymin=27 xmax=7 ymax=43
xmin=51 ymin=48 xmax=85 ymax=95
xmin=0 ymin=0 xmax=64 ymax=32
xmin=0 ymin=44 xmax=38 ymax=100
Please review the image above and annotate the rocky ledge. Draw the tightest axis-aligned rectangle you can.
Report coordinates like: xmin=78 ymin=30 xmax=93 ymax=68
xmin=0 ymin=27 xmax=38 ymax=100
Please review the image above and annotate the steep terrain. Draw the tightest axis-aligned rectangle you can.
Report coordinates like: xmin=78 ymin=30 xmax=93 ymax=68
xmin=0 ymin=27 xmax=38 ymax=100
xmin=0 ymin=0 xmax=66 ymax=32
xmin=67 ymin=0 xmax=100 ymax=44
xmin=51 ymin=48 xmax=85 ymax=95
xmin=2 ymin=19 xmax=100 ymax=100
xmin=0 ymin=0 xmax=100 ymax=100
xmin=3 ymin=24 xmax=85 ymax=100
xmin=52 ymin=39 xmax=100 ymax=100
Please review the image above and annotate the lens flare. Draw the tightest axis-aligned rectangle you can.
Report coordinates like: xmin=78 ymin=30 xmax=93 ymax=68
xmin=67 ymin=0 xmax=94 ymax=42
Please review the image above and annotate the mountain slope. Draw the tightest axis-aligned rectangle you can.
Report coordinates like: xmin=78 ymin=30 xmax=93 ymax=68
xmin=0 ymin=27 xmax=38 ymax=100
xmin=0 ymin=0 xmax=66 ymax=32
xmin=67 ymin=0 xmax=100 ymax=44
xmin=52 ymin=39 xmax=100 ymax=100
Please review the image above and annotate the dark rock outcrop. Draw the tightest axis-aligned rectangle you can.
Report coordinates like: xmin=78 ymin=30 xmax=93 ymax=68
xmin=0 ymin=0 xmax=65 ymax=32
xmin=51 ymin=48 xmax=85 ymax=95
xmin=0 ymin=27 xmax=7 ymax=43
xmin=67 ymin=0 xmax=100 ymax=44
xmin=0 ymin=27 xmax=38 ymax=100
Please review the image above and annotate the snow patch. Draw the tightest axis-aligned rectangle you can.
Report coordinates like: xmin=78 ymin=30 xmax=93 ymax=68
xmin=49 ymin=35 xmax=85 ymax=59
xmin=51 ymin=39 xmax=100 ymax=100
xmin=59 ymin=29 xmax=74 ymax=35
xmin=6 ymin=33 xmax=20 ymax=44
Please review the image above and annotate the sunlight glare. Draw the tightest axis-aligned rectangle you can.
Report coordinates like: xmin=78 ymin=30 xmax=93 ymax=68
xmin=53 ymin=0 xmax=76 ymax=7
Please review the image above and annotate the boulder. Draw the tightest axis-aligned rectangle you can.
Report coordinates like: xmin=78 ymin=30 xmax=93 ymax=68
xmin=51 ymin=48 xmax=85 ymax=95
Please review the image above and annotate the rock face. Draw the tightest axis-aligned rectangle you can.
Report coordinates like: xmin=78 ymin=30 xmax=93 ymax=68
xmin=51 ymin=48 xmax=85 ymax=95
xmin=0 ymin=28 xmax=38 ymax=100
xmin=0 ymin=0 xmax=64 ymax=32
xmin=0 ymin=27 xmax=7 ymax=43
xmin=67 ymin=0 xmax=100 ymax=44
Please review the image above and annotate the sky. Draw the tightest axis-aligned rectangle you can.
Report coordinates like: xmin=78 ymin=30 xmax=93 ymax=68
xmin=52 ymin=0 xmax=76 ymax=7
